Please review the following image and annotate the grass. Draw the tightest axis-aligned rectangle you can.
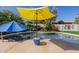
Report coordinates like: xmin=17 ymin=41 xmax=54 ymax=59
xmin=62 ymin=31 xmax=79 ymax=35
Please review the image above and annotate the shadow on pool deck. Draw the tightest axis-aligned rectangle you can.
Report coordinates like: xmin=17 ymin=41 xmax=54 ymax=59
xmin=50 ymin=39 xmax=79 ymax=51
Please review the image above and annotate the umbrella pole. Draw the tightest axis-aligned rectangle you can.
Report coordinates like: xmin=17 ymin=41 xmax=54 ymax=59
xmin=36 ymin=20 xmax=38 ymax=38
xmin=1 ymin=32 xmax=4 ymax=42
xmin=36 ymin=10 xmax=38 ymax=38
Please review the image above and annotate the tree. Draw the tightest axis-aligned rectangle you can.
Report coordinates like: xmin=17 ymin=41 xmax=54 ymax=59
xmin=0 ymin=10 xmax=23 ymax=25
xmin=58 ymin=20 xmax=65 ymax=24
xmin=45 ymin=22 xmax=59 ymax=31
xmin=26 ymin=21 xmax=34 ymax=31
xmin=74 ymin=16 xmax=79 ymax=24
xmin=50 ymin=7 xmax=58 ymax=22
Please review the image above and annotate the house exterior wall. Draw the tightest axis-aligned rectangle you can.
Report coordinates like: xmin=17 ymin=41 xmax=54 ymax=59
xmin=54 ymin=24 xmax=79 ymax=31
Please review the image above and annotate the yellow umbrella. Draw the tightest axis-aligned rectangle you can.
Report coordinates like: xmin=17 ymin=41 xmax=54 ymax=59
xmin=17 ymin=7 xmax=55 ymax=42
xmin=17 ymin=7 xmax=55 ymax=20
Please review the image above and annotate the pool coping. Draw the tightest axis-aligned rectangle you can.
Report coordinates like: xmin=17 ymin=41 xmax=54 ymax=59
xmin=1 ymin=31 xmax=79 ymax=39
xmin=59 ymin=32 xmax=79 ymax=38
xmin=1 ymin=31 xmax=58 ymax=37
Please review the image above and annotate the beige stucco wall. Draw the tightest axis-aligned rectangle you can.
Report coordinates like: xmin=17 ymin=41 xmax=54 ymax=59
xmin=55 ymin=24 xmax=79 ymax=31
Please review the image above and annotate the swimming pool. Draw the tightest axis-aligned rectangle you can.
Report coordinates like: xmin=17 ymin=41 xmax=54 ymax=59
xmin=33 ymin=32 xmax=79 ymax=44
xmin=58 ymin=34 xmax=79 ymax=44
xmin=3 ymin=32 xmax=79 ymax=44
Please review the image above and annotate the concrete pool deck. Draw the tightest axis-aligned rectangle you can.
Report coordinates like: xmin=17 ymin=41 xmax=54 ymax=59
xmin=0 ymin=39 xmax=79 ymax=53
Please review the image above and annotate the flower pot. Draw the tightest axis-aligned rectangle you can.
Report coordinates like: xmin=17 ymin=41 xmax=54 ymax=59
xmin=33 ymin=40 xmax=40 ymax=45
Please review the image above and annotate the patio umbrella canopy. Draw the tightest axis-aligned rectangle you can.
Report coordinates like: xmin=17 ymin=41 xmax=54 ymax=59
xmin=0 ymin=20 xmax=28 ymax=41
xmin=17 ymin=7 xmax=55 ymax=20
xmin=0 ymin=20 xmax=28 ymax=32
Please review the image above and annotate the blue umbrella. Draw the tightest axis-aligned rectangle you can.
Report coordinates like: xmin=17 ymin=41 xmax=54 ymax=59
xmin=0 ymin=20 xmax=28 ymax=41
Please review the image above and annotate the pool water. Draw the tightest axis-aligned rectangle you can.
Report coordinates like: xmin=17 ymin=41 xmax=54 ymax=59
xmin=37 ymin=32 xmax=79 ymax=44
xmin=3 ymin=32 xmax=79 ymax=44
xmin=58 ymin=34 xmax=79 ymax=44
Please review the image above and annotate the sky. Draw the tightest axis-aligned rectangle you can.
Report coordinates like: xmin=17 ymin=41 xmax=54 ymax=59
xmin=0 ymin=6 xmax=79 ymax=21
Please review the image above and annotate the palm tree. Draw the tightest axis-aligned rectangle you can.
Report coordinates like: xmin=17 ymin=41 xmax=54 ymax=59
xmin=50 ymin=7 xmax=57 ymax=23
xmin=0 ymin=10 xmax=23 ymax=25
